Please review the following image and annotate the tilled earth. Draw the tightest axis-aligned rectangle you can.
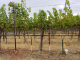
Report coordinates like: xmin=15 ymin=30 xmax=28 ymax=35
xmin=0 ymin=47 xmax=80 ymax=60
xmin=0 ymin=34 xmax=80 ymax=60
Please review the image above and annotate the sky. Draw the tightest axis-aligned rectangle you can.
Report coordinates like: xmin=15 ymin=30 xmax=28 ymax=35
xmin=0 ymin=0 xmax=80 ymax=17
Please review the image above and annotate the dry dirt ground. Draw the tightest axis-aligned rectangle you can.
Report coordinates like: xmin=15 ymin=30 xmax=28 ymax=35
xmin=0 ymin=33 xmax=80 ymax=60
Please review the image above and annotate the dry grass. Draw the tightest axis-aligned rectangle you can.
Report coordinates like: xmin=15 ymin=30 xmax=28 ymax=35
xmin=0 ymin=32 xmax=80 ymax=60
xmin=1 ymin=33 xmax=79 ymax=50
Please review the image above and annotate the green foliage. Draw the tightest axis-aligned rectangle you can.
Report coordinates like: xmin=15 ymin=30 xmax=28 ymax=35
xmin=37 ymin=10 xmax=49 ymax=29
xmin=0 ymin=4 xmax=8 ymax=28
xmin=0 ymin=0 xmax=80 ymax=31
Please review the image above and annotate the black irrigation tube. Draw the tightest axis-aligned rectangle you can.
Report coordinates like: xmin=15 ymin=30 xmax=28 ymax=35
xmin=24 ymin=33 xmax=79 ymax=34
xmin=0 ymin=35 xmax=80 ymax=36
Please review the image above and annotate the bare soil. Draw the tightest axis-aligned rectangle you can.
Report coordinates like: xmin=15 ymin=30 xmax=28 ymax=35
xmin=0 ymin=32 xmax=80 ymax=60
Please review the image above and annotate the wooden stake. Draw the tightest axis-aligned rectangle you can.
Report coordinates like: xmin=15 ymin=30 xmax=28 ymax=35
xmin=31 ymin=37 xmax=32 ymax=51
xmin=19 ymin=30 xmax=20 ymax=43
xmin=31 ymin=45 xmax=32 ymax=51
